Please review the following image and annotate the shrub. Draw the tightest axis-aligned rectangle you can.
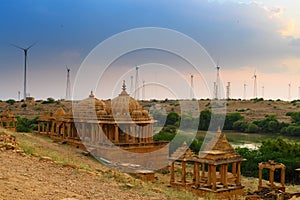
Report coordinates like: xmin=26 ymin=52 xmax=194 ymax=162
xmin=16 ymin=117 xmax=38 ymax=133
xmin=41 ymin=97 xmax=56 ymax=104
xmin=198 ymin=109 xmax=211 ymax=130
xmin=245 ymin=123 xmax=259 ymax=133
xmin=6 ymin=99 xmax=16 ymax=105
xmin=233 ymin=120 xmax=249 ymax=132
xmin=223 ymin=112 xmax=244 ymax=130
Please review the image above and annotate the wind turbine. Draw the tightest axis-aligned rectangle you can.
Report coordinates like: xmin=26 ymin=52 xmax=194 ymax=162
xmin=252 ymin=70 xmax=257 ymax=99
xmin=11 ymin=42 xmax=37 ymax=100
xmin=215 ymin=62 xmax=221 ymax=99
xmin=243 ymin=83 xmax=247 ymax=100
xmin=65 ymin=66 xmax=71 ymax=100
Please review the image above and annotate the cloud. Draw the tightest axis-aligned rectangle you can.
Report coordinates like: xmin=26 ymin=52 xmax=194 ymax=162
xmin=289 ymin=38 xmax=300 ymax=46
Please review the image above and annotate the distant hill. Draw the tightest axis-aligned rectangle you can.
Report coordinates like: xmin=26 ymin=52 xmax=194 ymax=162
xmin=0 ymin=99 xmax=299 ymax=123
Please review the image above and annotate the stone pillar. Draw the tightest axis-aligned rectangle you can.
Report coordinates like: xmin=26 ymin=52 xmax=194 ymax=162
xmin=270 ymin=167 xmax=275 ymax=187
xmin=46 ymin=122 xmax=49 ymax=134
xmin=66 ymin=123 xmax=70 ymax=138
xmin=125 ymin=125 xmax=129 ymax=143
xmin=220 ymin=165 xmax=224 ymax=184
xmin=38 ymin=122 xmax=40 ymax=134
xmin=170 ymin=162 xmax=175 ymax=183
xmin=223 ymin=164 xmax=228 ymax=188
xmin=182 ymin=161 xmax=186 ymax=184
xmin=202 ymin=163 xmax=205 ymax=178
xmin=82 ymin=123 xmax=85 ymax=140
xmin=62 ymin=123 xmax=66 ymax=138
xmin=139 ymin=126 xmax=143 ymax=143
xmin=237 ymin=162 xmax=241 ymax=186
xmin=51 ymin=122 xmax=55 ymax=135
xmin=211 ymin=165 xmax=217 ymax=190
xmin=281 ymin=167 xmax=285 ymax=187
xmin=91 ymin=124 xmax=95 ymax=144
xmin=232 ymin=162 xmax=237 ymax=177
xmin=195 ymin=162 xmax=200 ymax=186
xmin=258 ymin=164 xmax=262 ymax=189
xmin=132 ymin=125 xmax=136 ymax=143
xmin=207 ymin=164 xmax=211 ymax=185
xmin=114 ymin=124 xmax=119 ymax=143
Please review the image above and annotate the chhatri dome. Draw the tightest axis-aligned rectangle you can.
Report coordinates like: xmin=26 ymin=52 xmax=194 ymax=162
xmin=109 ymin=81 xmax=149 ymax=118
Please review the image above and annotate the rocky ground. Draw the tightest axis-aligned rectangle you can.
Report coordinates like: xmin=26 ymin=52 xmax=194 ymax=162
xmin=0 ymin=130 xmax=198 ymax=200
xmin=1 ymin=129 xmax=299 ymax=200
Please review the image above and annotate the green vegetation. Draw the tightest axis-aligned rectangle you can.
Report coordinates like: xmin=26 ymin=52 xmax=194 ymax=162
xmin=41 ymin=97 xmax=56 ymax=104
xmin=237 ymin=138 xmax=300 ymax=184
xmin=6 ymin=99 xmax=16 ymax=105
xmin=16 ymin=116 xmax=38 ymax=133
xmin=280 ymin=111 xmax=300 ymax=136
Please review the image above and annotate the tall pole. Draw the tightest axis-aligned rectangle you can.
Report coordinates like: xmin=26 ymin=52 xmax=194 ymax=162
xmin=190 ymin=74 xmax=194 ymax=99
xmin=253 ymin=76 xmax=257 ymax=99
xmin=130 ymin=75 xmax=134 ymax=95
xmin=24 ymin=49 xmax=27 ymax=99
xmin=288 ymin=83 xmax=291 ymax=101
xmin=66 ymin=67 xmax=71 ymax=100
xmin=135 ymin=66 xmax=139 ymax=100
xmin=262 ymin=86 xmax=264 ymax=99
xmin=226 ymin=82 xmax=230 ymax=100
xmin=142 ymin=80 xmax=145 ymax=101
xmin=243 ymin=83 xmax=247 ymax=100
xmin=11 ymin=42 xmax=36 ymax=100
xmin=216 ymin=66 xmax=220 ymax=99
xmin=298 ymin=86 xmax=300 ymax=100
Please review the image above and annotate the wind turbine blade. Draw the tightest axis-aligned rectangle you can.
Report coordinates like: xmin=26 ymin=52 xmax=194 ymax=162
xmin=27 ymin=41 xmax=37 ymax=50
xmin=11 ymin=43 xmax=25 ymax=50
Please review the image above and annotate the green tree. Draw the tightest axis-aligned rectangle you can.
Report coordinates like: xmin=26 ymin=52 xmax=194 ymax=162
xmin=245 ymin=123 xmax=259 ymax=133
xmin=232 ymin=120 xmax=249 ymax=132
xmin=16 ymin=117 xmax=38 ymax=133
xmin=6 ymin=99 xmax=16 ymax=105
xmin=198 ymin=109 xmax=211 ymax=130
xmin=224 ymin=112 xmax=244 ymax=130
xmin=165 ymin=112 xmax=180 ymax=127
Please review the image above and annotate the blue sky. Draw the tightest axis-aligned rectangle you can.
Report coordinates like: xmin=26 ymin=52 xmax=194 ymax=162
xmin=0 ymin=0 xmax=300 ymax=100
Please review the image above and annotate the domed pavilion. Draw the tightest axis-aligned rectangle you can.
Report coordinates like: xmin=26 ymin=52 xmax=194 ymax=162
xmin=37 ymin=81 xmax=168 ymax=157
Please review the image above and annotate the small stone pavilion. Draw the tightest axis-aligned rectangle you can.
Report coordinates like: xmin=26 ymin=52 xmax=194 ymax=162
xmin=0 ymin=109 xmax=17 ymax=131
xmin=170 ymin=128 xmax=245 ymax=199
xmin=258 ymin=160 xmax=286 ymax=192
xmin=37 ymin=82 xmax=168 ymax=170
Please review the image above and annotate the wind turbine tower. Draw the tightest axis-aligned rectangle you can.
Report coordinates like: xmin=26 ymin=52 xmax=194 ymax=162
xmin=226 ymin=82 xmax=231 ymax=100
xmin=252 ymin=70 xmax=257 ymax=99
xmin=12 ymin=42 xmax=36 ymax=100
xmin=288 ymin=83 xmax=291 ymax=101
xmin=65 ymin=66 xmax=71 ymax=100
xmin=190 ymin=74 xmax=194 ymax=99
xmin=243 ymin=83 xmax=247 ymax=100
xmin=262 ymin=86 xmax=264 ymax=99
xmin=130 ymin=75 xmax=134 ymax=95
xmin=213 ymin=64 xmax=221 ymax=99
xmin=298 ymin=86 xmax=300 ymax=100
xmin=142 ymin=80 xmax=145 ymax=101
xmin=135 ymin=66 xmax=140 ymax=100
xmin=18 ymin=91 xmax=20 ymax=101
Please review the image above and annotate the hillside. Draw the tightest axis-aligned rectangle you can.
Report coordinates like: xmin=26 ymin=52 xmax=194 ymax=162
xmin=0 ymin=128 xmax=199 ymax=200
xmin=1 ymin=99 xmax=299 ymax=123
xmin=1 ymin=128 xmax=300 ymax=200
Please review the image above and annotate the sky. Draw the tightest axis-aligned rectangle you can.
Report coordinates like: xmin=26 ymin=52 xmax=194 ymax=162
xmin=0 ymin=0 xmax=300 ymax=101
